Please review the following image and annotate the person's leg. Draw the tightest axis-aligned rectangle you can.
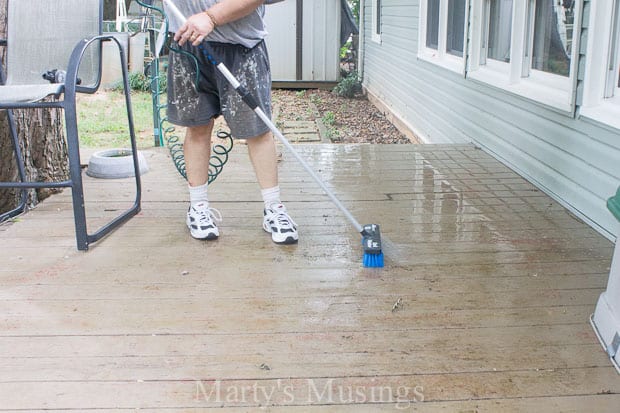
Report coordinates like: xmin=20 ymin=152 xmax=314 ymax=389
xmin=166 ymin=39 xmax=223 ymax=240
xmin=245 ymin=130 xmax=278 ymax=190
xmin=184 ymin=121 xmax=221 ymax=240
xmin=246 ymin=131 xmax=298 ymax=244
xmin=185 ymin=122 xmax=214 ymax=187
xmin=214 ymin=41 xmax=297 ymax=243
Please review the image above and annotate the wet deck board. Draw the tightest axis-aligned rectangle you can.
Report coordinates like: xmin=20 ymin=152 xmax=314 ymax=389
xmin=0 ymin=144 xmax=617 ymax=411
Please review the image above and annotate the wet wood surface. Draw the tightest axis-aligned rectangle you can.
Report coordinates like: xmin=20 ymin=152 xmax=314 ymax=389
xmin=0 ymin=144 xmax=617 ymax=411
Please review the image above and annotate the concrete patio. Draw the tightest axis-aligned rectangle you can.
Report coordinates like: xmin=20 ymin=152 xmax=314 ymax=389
xmin=0 ymin=142 xmax=618 ymax=411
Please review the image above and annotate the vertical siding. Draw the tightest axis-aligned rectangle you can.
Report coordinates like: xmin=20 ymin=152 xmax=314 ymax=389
xmin=264 ymin=0 xmax=340 ymax=82
xmin=302 ymin=0 xmax=341 ymax=81
xmin=264 ymin=1 xmax=297 ymax=80
xmin=361 ymin=0 xmax=620 ymax=238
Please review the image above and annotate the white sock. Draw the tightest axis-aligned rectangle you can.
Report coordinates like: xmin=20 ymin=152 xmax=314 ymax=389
xmin=261 ymin=186 xmax=281 ymax=209
xmin=189 ymin=182 xmax=209 ymax=208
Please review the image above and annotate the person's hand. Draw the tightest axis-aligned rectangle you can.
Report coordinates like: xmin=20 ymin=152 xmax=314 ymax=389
xmin=175 ymin=12 xmax=215 ymax=47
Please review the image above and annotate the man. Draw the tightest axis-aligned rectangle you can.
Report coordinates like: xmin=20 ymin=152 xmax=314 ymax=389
xmin=164 ymin=0 xmax=298 ymax=244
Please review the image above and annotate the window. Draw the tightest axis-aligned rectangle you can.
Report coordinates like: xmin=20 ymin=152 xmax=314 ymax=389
xmin=447 ymin=0 xmax=466 ymax=57
xmin=464 ymin=0 xmax=581 ymax=112
xmin=372 ymin=0 xmax=382 ymax=43
xmin=529 ymin=0 xmax=574 ymax=77
xmin=426 ymin=0 xmax=440 ymax=50
xmin=484 ymin=0 xmax=513 ymax=64
xmin=419 ymin=0 xmax=468 ymax=72
xmin=581 ymin=0 xmax=620 ymax=129
xmin=420 ymin=0 xmax=582 ymax=111
xmin=604 ymin=1 xmax=620 ymax=99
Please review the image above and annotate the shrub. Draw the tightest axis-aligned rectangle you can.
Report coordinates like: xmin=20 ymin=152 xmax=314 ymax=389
xmin=333 ymin=71 xmax=362 ymax=98
xmin=113 ymin=71 xmax=167 ymax=93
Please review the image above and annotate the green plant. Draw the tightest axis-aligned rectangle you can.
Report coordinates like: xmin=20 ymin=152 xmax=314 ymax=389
xmin=113 ymin=72 xmax=167 ymax=93
xmin=340 ymin=41 xmax=352 ymax=59
xmin=295 ymin=89 xmax=307 ymax=98
xmin=349 ymin=0 xmax=360 ymax=23
xmin=333 ymin=71 xmax=362 ymax=98
xmin=321 ymin=111 xmax=340 ymax=141
xmin=309 ymin=93 xmax=323 ymax=105
xmin=322 ymin=111 xmax=336 ymax=127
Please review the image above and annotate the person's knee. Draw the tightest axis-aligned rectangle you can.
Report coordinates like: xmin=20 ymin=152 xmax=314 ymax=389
xmin=186 ymin=121 xmax=215 ymax=142
xmin=246 ymin=131 xmax=273 ymax=147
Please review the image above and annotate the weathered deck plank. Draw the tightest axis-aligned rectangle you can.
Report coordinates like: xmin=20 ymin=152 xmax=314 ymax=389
xmin=3 ymin=395 xmax=620 ymax=412
xmin=0 ymin=144 xmax=616 ymax=411
xmin=0 ymin=368 xmax=618 ymax=409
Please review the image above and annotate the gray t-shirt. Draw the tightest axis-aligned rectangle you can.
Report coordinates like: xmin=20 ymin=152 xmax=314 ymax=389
xmin=165 ymin=0 xmax=283 ymax=48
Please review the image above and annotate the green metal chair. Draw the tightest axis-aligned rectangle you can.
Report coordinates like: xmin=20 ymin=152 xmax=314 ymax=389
xmin=0 ymin=0 xmax=141 ymax=250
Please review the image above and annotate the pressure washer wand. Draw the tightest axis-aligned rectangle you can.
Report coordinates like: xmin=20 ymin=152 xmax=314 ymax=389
xmin=162 ymin=0 xmax=383 ymax=267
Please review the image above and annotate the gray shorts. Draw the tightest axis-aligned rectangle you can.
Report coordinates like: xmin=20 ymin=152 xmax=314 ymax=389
xmin=166 ymin=40 xmax=272 ymax=139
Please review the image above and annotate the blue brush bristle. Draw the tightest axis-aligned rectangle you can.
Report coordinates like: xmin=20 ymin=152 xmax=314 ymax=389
xmin=361 ymin=224 xmax=383 ymax=267
xmin=363 ymin=252 xmax=384 ymax=268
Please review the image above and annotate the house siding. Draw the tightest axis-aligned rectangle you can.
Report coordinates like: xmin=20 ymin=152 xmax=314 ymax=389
xmin=361 ymin=0 xmax=620 ymax=238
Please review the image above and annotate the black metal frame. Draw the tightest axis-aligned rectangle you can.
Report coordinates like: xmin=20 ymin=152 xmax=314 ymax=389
xmin=0 ymin=2 xmax=142 ymax=251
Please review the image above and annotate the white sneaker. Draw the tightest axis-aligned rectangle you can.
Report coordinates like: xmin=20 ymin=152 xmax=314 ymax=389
xmin=263 ymin=203 xmax=298 ymax=244
xmin=186 ymin=202 xmax=222 ymax=240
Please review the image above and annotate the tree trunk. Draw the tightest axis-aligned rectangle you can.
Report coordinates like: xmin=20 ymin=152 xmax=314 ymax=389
xmin=0 ymin=0 xmax=69 ymax=215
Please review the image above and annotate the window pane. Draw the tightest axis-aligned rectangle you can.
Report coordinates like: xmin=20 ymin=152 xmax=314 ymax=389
xmin=376 ymin=0 xmax=382 ymax=35
xmin=426 ymin=0 xmax=440 ymax=50
xmin=615 ymin=35 xmax=620 ymax=90
xmin=614 ymin=19 xmax=620 ymax=91
xmin=604 ymin=0 xmax=620 ymax=97
xmin=488 ymin=0 xmax=513 ymax=63
xmin=531 ymin=0 xmax=575 ymax=77
xmin=447 ymin=0 xmax=466 ymax=57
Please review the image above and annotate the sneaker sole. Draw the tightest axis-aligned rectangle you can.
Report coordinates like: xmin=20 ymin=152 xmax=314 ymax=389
xmin=263 ymin=225 xmax=298 ymax=245
xmin=191 ymin=232 xmax=219 ymax=241
xmin=273 ymin=235 xmax=298 ymax=245
xmin=187 ymin=219 xmax=219 ymax=241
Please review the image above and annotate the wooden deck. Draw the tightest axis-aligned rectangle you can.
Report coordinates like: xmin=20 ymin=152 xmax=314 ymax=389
xmin=0 ymin=143 xmax=618 ymax=411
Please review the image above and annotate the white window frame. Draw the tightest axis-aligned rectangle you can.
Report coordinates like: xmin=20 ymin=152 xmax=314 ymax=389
xmin=418 ymin=0 xmax=469 ymax=74
xmin=479 ymin=0 xmax=512 ymax=66
xmin=467 ymin=0 xmax=582 ymax=113
xmin=580 ymin=0 xmax=620 ymax=130
xmin=371 ymin=0 xmax=382 ymax=43
xmin=469 ymin=0 xmax=512 ymax=82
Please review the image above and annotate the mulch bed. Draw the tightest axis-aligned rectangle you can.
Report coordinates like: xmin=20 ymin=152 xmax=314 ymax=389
xmin=272 ymin=89 xmax=412 ymax=144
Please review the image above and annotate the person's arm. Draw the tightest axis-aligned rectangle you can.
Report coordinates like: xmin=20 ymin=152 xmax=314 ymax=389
xmin=175 ymin=0 xmax=265 ymax=47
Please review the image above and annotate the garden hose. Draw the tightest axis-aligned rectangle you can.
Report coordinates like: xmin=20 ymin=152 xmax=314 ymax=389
xmin=162 ymin=123 xmax=233 ymax=184
xmin=136 ymin=0 xmax=233 ymax=184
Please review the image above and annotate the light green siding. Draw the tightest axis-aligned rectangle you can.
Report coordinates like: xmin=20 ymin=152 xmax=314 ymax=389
xmin=361 ymin=0 xmax=620 ymax=238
